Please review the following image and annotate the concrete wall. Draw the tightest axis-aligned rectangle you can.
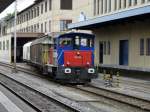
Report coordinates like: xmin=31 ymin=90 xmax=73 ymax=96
xmin=94 ymin=20 xmax=150 ymax=68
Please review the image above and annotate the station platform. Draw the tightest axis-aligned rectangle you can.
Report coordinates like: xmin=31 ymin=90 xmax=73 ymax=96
xmin=0 ymin=84 xmax=36 ymax=112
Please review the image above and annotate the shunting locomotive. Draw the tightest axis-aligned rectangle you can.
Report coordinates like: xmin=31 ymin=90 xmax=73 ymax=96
xmin=23 ymin=32 xmax=98 ymax=83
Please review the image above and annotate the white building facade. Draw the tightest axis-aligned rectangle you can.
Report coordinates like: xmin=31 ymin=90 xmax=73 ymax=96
xmin=0 ymin=0 xmax=74 ymax=63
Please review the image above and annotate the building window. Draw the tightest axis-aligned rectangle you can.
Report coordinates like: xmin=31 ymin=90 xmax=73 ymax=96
xmin=128 ymin=0 xmax=132 ymax=7
xmin=37 ymin=7 xmax=39 ymax=16
xmin=140 ymin=39 xmax=144 ymax=55
xmin=60 ymin=0 xmax=72 ymax=10
xmin=28 ymin=27 xmax=30 ymax=32
xmin=31 ymin=25 xmax=33 ymax=32
xmin=31 ymin=10 xmax=34 ymax=19
xmin=134 ymin=0 xmax=137 ymax=5
xmin=37 ymin=23 xmax=39 ymax=32
xmin=97 ymin=0 xmax=100 ymax=15
xmin=141 ymin=0 xmax=145 ymax=4
xmin=16 ymin=17 xmax=18 ymax=24
xmin=26 ymin=27 xmax=28 ymax=32
xmin=24 ymin=14 xmax=26 ymax=22
xmin=124 ymin=0 xmax=127 ymax=8
xmin=94 ymin=0 xmax=96 ymax=15
xmin=107 ymin=41 xmax=111 ymax=55
xmin=119 ymin=0 xmax=122 ymax=9
xmin=108 ymin=0 xmax=111 ymax=12
xmin=60 ymin=20 xmax=72 ymax=31
xmin=49 ymin=0 xmax=52 ymax=10
xmin=20 ymin=15 xmax=22 ymax=23
xmin=41 ymin=23 xmax=43 ymax=32
xmin=26 ymin=13 xmax=29 ymax=21
xmin=103 ymin=41 xmax=106 ymax=55
xmin=101 ymin=0 xmax=103 ymax=14
xmin=30 ymin=10 xmax=32 ymax=19
xmin=41 ymin=4 xmax=43 ymax=14
xmin=0 ymin=42 xmax=2 ymax=50
xmin=104 ymin=0 xmax=107 ymax=13
xmin=45 ymin=22 xmax=47 ymax=32
xmin=6 ymin=40 xmax=9 ymax=50
xmin=146 ymin=38 xmax=150 ymax=56
xmin=45 ymin=1 xmax=47 ymax=12
xmin=34 ymin=24 xmax=36 ymax=32
xmin=49 ymin=20 xmax=51 ymax=32
xmin=34 ymin=8 xmax=37 ymax=17
xmin=114 ymin=0 xmax=117 ymax=10
xmin=103 ymin=41 xmax=110 ymax=55
xmin=3 ymin=41 xmax=5 ymax=50
xmin=28 ymin=11 xmax=30 ymax=19
xmin=22 ymin=15 xmax=24 ymax=22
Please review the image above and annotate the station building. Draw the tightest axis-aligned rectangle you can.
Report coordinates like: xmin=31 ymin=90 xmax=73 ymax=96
xmin=0 ymin=0 xmax=74 ymax=63
xmin=69 ymin=0 xmax=150 ymax=72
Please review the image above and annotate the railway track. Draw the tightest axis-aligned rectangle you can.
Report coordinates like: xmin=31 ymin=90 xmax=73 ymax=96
xmin=2 ymin=62 xmax=150 ymax=90
xmin=75 ymin=84 xmax=150 ymax=111
xmin=0 ymin=63 xmax=108 ymax=112
xmin=0 ymin=62 xmax=150 ymax=112
xmin=0 ymin=73 xmax=80 ymax=112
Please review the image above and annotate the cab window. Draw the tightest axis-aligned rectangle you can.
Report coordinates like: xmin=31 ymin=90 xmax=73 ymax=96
xmin=59 ymin=38 xmax=72 ymax=47
xmin=80 ymin=38 xmax=94 ymax=47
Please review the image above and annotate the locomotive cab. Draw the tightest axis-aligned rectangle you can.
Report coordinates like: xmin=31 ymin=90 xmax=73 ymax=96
xmin=56 ymin=33 xmax=97 ymax=83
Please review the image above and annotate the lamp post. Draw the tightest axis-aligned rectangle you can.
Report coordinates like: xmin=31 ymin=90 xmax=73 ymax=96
xmin=13 ymin=0 xmax=17 ymax=73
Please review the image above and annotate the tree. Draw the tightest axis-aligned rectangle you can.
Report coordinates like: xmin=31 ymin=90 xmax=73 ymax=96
xmin=4 ymin=12 xmax=15 ymax=22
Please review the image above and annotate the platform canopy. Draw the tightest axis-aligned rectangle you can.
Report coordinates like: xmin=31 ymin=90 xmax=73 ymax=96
xmin=68 ymin=5 xmax=150 ymax=30
xmin=0 ymin=0 xmax=15 ymax=13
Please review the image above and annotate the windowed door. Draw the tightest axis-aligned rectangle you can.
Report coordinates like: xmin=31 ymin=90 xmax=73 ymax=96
xmin=99 ymin=42 xmax=103 ymax=64
xmin=119 ymin=40 xmax=129 ymax=65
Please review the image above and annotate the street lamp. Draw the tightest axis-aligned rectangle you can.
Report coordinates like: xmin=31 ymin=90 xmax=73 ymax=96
xmin=13 ymin=0 xmax=17 ymax=73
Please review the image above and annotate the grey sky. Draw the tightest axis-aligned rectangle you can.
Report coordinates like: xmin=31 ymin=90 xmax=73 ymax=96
xmin=0 ymin=0 xmax=35 ymax=19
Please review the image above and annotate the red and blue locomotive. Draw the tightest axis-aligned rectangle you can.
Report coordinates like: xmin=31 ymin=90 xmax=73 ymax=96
xmin=23 ymin=32 xmax=98 ymax=84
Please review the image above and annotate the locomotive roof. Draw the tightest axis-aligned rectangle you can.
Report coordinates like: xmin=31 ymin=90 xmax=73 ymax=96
xmin=31 ymin=35 xmax=53 ymax=45
xmin=58 ymin=32 xmax=95 ymax=38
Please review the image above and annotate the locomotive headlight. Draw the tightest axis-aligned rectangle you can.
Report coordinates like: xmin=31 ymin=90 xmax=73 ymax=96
xmin=66 ymin=62 xmax=70 ymax=66
xmin=88 ymin=68 xmax=95 ymax=74
xmin=64 ymin=68 xmax=71 ymax=74
xmin=86 ymin=62 xmax=90 ymax=67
